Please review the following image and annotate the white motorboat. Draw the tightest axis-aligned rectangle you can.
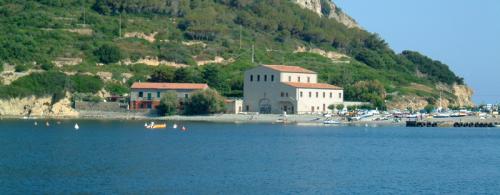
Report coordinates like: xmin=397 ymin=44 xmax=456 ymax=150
xmin=324 ymin=120 xmax=340 ymax=125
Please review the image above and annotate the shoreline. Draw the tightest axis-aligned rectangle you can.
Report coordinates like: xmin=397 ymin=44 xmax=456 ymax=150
xmin=2 ymin=111 xmax=500 ymax=126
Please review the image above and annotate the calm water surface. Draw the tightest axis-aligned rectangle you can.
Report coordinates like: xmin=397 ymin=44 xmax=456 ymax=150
xmin=1 ymin=120 xmax=500 ymax=194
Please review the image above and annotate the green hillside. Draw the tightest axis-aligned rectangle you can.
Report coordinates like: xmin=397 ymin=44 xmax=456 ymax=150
xmin=0 ymin=0 xmax=467 ymax=109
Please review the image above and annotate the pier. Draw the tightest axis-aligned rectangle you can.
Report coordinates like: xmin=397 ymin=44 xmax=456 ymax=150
xmin=406 ymin=120 xmax=499 ymax=128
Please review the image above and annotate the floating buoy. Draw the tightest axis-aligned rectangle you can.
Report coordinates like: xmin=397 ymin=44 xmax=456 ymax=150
xmin=57 ymin=121 xmax=61 ymax=125
xmin=46 ymin=122 xmax=50 ymax=127
xmin=74 ymin=123 xmax=79 ymax=130
xmin=181 ymin=126 xmax=187 ymax=131
xmin=34 ymin=121 xmax=38 ymax=126
xmin=173 ymin=124 xmax=178 ymax=129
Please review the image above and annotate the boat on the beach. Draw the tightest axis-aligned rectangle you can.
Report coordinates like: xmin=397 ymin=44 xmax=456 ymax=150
xmin=434 ymin=113 xmax=451 ymax=118
xmin=323 ymin=120 xmax=340 ymax=125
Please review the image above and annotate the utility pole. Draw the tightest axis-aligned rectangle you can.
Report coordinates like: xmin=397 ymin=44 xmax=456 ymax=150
xmin=239 ymin=25 xmax=242 ymax=50
xmin=251 ymin=44 xmax=255 ymax=64
xmin=119 ymin=12 xmax=122 ymax=38
xmin=82 ymin=4 xmax=86 ymax=26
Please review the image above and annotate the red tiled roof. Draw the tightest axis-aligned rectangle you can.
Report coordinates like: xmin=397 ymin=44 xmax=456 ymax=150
xmin=131 ymin=82 xmax=209 ymax=90
xmin=283 ymin=82 xmax=342 ymax=90
xmin=263 ymin=65 xmax=316 ymax=74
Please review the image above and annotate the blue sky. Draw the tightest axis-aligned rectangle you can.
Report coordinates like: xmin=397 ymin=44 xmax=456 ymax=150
xmin=335 ymin=0 xmax=500 ymax=104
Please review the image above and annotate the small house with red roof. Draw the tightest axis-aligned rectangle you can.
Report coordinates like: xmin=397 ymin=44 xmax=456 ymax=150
xmin=130 ymin=82 xmax=209 ymax=110
xmin=244 ymin=65 xmax=344 ymax=114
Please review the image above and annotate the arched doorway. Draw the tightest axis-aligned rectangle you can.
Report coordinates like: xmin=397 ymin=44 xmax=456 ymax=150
xmin=259 ymin=98 xmax=272 ymax=114
xmin=280 ymin=101 xmax=294 ymax=114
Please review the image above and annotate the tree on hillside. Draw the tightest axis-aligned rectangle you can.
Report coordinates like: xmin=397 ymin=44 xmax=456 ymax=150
xmin=184 ymin=89 xmax=225 ymax=115
xmin=202 ymin=64 xmax=229 ymax=94
xmin=157 ymin=91 xmax=179 ymax=116
xmin=174 ymin=67 xmax=200 ymax=83
xmin=148 ymin=66 xmax=175 ymax=82
xmin=70 ymin=75 xmax=104 ymax=93
xmin=94 ymin=44 xmax=122 ymax=64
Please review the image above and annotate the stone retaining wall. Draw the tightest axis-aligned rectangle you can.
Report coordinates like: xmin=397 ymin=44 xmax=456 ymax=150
xmin=75 ymin=102 xmax=128 ymax=112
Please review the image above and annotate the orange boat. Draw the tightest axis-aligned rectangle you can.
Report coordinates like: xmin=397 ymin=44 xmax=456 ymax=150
xmin=145 ymin=123 xmax=167 ymax=129
xmin=151 ymin=124 xmax=167 ymax=129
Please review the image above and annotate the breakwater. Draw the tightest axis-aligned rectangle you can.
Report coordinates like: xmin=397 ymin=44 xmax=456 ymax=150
xmin=406 ymin=120 xmax=499 ymax=128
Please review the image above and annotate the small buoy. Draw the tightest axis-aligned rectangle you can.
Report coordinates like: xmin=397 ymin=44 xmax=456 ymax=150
xmin=34 ymin=122 xmax=38 ymax=126
xmin=365 ymin=124 xmax=368 ymax=127
xmin=57 ymin=121 xmax=61 ymax=125
xmin=46 ymin=122 xmax=50 ymax=127
xmin=74 ymin=123 xmax=79 ymax=130
xmin=173 ymin=124 xmax=178 ymax=129
xmin=181 ymin=126 xmax=187 ymax=131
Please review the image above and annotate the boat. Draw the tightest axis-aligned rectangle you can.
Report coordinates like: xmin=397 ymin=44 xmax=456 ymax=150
xmin=145 ymin=122 xmax=167 ymax=129
xmin=150 ymin=124 xmax=167 ymax=129
xmin=434 ymin=113 xmax=451 ymax=118
xmin=323 ymin=120 xmax=340 ymax=125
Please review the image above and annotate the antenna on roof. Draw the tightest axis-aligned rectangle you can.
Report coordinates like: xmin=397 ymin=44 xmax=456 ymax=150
xmin=251 ymin=44 xmax=255 ymax=64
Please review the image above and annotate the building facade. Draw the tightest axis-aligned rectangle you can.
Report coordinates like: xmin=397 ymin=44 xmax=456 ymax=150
xmin=244 ymin=65 xmax=343 ymax=114
xmin=130 ymin=82 xmax=209 ymax=110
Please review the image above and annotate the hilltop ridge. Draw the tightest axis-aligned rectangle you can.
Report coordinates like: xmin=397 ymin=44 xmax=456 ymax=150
xmin=292 ymin=0 xmax=359 ymax=28
xmin=0 ymin=0 xmax=472 ymax=115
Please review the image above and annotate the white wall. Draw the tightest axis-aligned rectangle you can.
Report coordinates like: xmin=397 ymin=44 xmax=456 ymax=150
xmin=295 ymin=88 xmax=343 ymax=114
xmin=280 ymin=72 xmax=317 ymax=83
xmin=244 ymin=66 xmax=298 ymax=113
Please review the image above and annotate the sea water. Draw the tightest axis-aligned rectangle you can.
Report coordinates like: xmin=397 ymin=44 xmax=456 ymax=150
xmin=1 ymin=120 xmax=500 ymax=194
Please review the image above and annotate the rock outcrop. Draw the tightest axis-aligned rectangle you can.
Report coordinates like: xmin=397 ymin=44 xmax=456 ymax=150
xmin=292 ymin=0 xmax=359 ymax=28
xmin=452 ymin=84 xmax=474 ymax=107
xmin=0 ymin=96 xmax=79 ymax=118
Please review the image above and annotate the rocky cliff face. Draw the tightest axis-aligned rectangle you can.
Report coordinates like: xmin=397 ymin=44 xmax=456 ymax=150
xmin=452 ymin=84 xmax=474 ymax=107
xmin=387 ymin=84 xmax=474 ymax=110
xmin=0 ymin=96 xmax=79 ymax=118
xmin=292 ymin=0 xmax=359 ymax=28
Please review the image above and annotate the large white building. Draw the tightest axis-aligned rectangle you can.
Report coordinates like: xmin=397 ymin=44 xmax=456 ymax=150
xmin=244 ymin=65 xmax=343 ymax=114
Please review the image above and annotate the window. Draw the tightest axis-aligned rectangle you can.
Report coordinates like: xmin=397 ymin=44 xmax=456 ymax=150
xmin=298 ymin=77 xmax=301 ymax=82
xmin=307 ymin=77 xmax=310 ymax=83
xmin=339 ymin=93 xmax=342 ymax=99
xmin=138 ymin=91 xmax=143 ymax=97
xmin=330 ymin=92 xmax=333 ymax=98
xmin=271 ymin=75 xmax=274 ymax=82
xmin=246 ymin=105 xmax=249 ymax=111
xmin=285 ymin=92 xmax=289 ymax=97
xmin=281 ymin=92 xmax=285 ymax=97
xmin=264 ymin=75 xmax=267 ymax=82
xmin=147 ymin=93 xmax=152 ymax=100
xmin=250 ymin=75 xmax=254 ymax=82
xmin=316 ymin=92 xmax=319 ymax=98
xmin=300 ymin=91 xmax=303 ymax=97
xmin=323 ymin=92 xmax=326 ymax=98
xmin=288 ymin=76 xmax=291 ymax=82
xmin=309 ymin=92 xmax=312 ymax=97
xmin=257 ymin=75 xmax=260 ymax=82
xmin=157 ymin=91 xmax=161 ymax=98
xmin=185 ymin=94 xmax=189 ymax=99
